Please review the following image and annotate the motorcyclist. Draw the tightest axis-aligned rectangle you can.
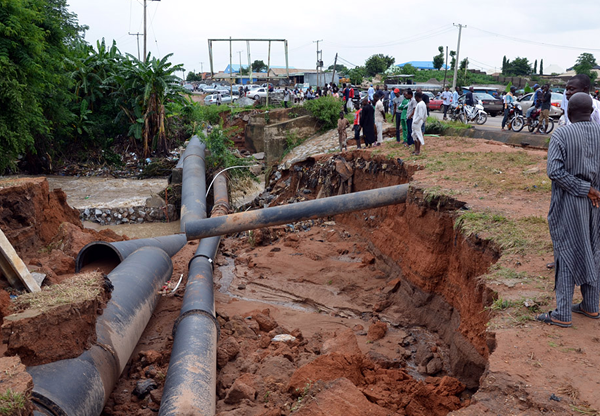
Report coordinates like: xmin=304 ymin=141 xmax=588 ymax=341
xmin=526 ymin=84 xmax=542 ymax=126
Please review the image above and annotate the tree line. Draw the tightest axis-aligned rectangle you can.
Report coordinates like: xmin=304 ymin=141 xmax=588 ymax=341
xmin=0 ymin=0 xmax=194 ymax=173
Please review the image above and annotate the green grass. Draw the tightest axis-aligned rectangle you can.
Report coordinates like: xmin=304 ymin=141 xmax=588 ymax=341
xmin=421 ymin=148 xmax=550 ymax=194
xmin=0 ymin=389 xmax=27 ymax=415
xmin=455 ymin=212 xmax=552 ymax=256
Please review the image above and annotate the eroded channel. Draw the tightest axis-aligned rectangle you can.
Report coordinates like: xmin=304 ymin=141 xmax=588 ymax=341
xmin=211 ymin=153 xmax=499 ymax=416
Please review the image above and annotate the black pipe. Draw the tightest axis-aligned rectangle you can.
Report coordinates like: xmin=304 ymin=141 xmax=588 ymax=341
xmin=185 ymin=184 xmax=409 ymax=240
xmin=28 ymin=246 xmax=174 ymax=416
xmin=158 ymin=174 xmax=228 ymax=416
xmin=75 ymin=234 xmax=187 ymax=272
xmin=180 ymin=135 xmax=207 ymax=233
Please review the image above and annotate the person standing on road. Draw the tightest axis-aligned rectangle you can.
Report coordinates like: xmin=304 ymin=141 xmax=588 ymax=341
xmin=216 ymin=92 xmax=222 ymax=106
xmin=412 ymin=91 xmax=427 ymax=156
xmin=283 ymin=87 xmax=290 ymax=108
xmin=405 ymin=89 xmax=416 ymax=148
xmin=416 ymin=87 xmax=429 ymax=133
xmin=368 ymin=84 xmax=375 ymax=103
xmin=342 ymin=84 xmax=350 ymax=114
xmin=441 ymin=86 xmax=452 ymax=120
xmin=561 ymin=74 xmax=600 ymax=126
xmin=353 ymin=105 xmax=362 ymax=149
xmin=392 ymin=88 xmax=404 ymax=143
xmin=501 ymin=86 xmax=516 ymax=131
xmin=337 ymin=111 xmax=350 ymax=152
xmin=383 ymin=85 xmax=390 ymax=114
xmin=359 ymin=98 xmax=376 ymax=147
xmin=535 ymin=84 xmax=552 ymax=134
xmin=374 ymin=93 xmax=385 ymax=146
xmin=537 ymin=92 xmax=600 ymax=328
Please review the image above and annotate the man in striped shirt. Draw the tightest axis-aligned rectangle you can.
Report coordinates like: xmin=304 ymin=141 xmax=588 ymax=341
xmin=537 ymin=92 xmax=600 ymax=328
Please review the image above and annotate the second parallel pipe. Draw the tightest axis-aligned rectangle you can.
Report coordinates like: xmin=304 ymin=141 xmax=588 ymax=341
xmin=158 ymin=173 xmax=229 ymax=415
xmin=184 ymin=184 xmax=409 ymax=240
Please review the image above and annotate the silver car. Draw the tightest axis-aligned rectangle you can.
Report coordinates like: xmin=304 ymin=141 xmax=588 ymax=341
xmin=204 ymin=94 xmax=236 ymax=105
xmin=517 ymin=92 xmax=563 ymax=117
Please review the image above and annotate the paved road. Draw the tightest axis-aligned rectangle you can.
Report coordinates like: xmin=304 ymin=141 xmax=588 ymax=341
xmin=428 ymin=110 xmax=556 ymax=137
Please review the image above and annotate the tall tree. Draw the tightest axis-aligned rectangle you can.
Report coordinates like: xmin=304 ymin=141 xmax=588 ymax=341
xmin=0 ymin=0 xmax=86 ymax=172
xmin=539 ymin=59 xmax=544 ymax=75
xmin=503 ymin=57 xmax=531 ymax=76
xmin=364 ymin=54 xmax=395 ymax=77
xmin=449 ymin=50 xmax=456 ymax=70
xmin=251 ymin=60 xmax=267 ymax=72
xmin=533 ymin=59 xmax=538 ymax=74
xmin=573 ymin=53 xmax=598 ymax=82
xmin=433 ymin=46 xmax=444 ymax=70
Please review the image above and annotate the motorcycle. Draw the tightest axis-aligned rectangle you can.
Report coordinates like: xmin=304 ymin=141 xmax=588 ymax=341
xmin=450 ymin=100 xmax=487 ymax=125
xmin=526 ymin=108 xmax=555 ymax=134
xmin=506 ymin=102 xmax=525 ymax=132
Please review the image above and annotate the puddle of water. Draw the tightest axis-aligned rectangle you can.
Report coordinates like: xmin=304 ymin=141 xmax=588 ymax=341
xmin=44 ymin=176 xmax=168 ymax=209
xmin=84 ymin=220 xmax=181 ymax=239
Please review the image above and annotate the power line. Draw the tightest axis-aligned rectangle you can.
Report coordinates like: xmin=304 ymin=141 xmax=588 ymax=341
xmin=328 ymin=25 xmax=454 ymax=49
xmin=470 ymin=26 xmax=600 ymax=52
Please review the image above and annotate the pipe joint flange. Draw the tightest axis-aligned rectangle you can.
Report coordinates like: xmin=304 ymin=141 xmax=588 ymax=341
xmin=32 ymin=392 xmax=69 ymax=416
xmin=172 ymin=309 xmax=220 ymax=339
xmin=211 ymin=201 xmax=231 ymax=214
xmin=187 ymin=254 xmax=213 ymax=271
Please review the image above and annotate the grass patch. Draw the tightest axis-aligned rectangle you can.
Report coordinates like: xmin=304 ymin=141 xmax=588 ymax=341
xmin=455 ymin=211 xmax=552 ymax=256
xmin=283 ymin=131 xmax=308 ymax=157
xmin=0 ymin=389 xmax=27 ymax=415
xmin=422 ymin=148 xmax=550 ymax=194
xmin=11 ymin=272 xmax=105 ymax=314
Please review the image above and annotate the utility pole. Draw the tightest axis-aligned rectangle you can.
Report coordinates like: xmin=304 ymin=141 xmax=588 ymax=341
xmin=451 ymin=23 xmax=466 ymax=90
xmin=143 ymin=0 xmax=161 ymax=62
xmin=266 ymin=40 xmax=271 ymax=107
xmin=200 ymin=62 xmax=204 ymax=74
xmin=229 ymin=37 xmax=233 ymax=98
xmin=313 ymin=39 xmax=322 ymax=88
xmin=442 ymin=46 xmax=448 ymax=89
xmin=128 ymin=32 xmax=142 ymax=60
xmin=331 ymin=53 xmax=338 ymax=84
xmin=237 ymin=50 xmax=243 ymax=75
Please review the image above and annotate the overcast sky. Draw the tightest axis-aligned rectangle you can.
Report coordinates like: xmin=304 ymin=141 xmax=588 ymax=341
xmin=66 ymin=0 xmax=600 ymax=77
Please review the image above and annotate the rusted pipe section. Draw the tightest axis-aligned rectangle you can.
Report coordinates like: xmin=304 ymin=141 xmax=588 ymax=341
xmin=185 ymin=184 xmax=409 ymax=240
xmin=158 ymin=173 xmax=229 ymax=416
xmin=180 ymin=135 xmax=207 ymax=233
xmin=75 ymin=234 xmax=187 ymax=272
xmin=28 ymin=246 xmax=174 ymax=416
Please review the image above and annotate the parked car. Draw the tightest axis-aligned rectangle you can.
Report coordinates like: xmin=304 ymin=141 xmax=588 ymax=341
xmin=248 ymin=88 xmax=268 ymax=100
xmin=204 ymin=94 xmax=237 ymax=105
xmin=517 ymin=92 xmax=563 ymax=117
xmin=423 ymin=91 xmax=443 ymax=111
xmin=182 ymin=84 xmax=194 ymax=92
xmin=215 ymin=86 xmax=239 ymax=96
xmin=458 ymin=93 xmax=502 ymax=116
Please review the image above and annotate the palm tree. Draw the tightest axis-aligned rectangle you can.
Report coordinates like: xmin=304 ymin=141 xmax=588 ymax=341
xmin=112 ymin=53 xmax=187 ymax=157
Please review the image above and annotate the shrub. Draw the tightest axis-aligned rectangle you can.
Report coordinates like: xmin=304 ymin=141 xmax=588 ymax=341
xmin=199 ymin=128 xmax=251 ymax=177
xmin=303 ymin=96 xmax=343 ymax=130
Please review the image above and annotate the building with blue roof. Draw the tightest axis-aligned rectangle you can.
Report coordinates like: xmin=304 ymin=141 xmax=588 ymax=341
xmin=396 ymin=61 xmax=449 ymax=70
xmin=223 ymin=64 xmax=295 ymax=74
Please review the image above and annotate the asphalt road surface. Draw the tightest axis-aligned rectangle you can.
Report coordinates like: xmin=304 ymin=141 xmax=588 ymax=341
xmin=429 ymin=110 xmax=556 ymax=136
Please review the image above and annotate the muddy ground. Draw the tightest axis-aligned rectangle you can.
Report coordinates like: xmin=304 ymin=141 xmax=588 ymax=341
xmin=1 ymin=132 xmax=599 ymax=415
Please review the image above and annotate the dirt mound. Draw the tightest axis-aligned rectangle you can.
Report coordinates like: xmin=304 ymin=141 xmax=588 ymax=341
xmin=0 ymin=177 xmax=80 ymax=256
xmin=2 ymin=272 xmax=112 ymax=366
xmin=0 ymin=177 xmax=125 ymax=318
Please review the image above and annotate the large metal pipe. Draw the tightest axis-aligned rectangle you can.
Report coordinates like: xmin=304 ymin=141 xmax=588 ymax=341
xmin=159 ymin=174 xmax=228 ymax=416
xmin=28 ymin=246 xmax=174 ymax=416
xmin=75 ymin=234 xmax=187 ymax=272
xmin=185 ymin=184 xmax=409 ymax=240
xmin=180 ymin=135 xmax=207 ymax=233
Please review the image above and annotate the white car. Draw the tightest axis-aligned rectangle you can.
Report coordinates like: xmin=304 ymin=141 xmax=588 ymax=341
xmin=517 ymin=92 xmax=563 ymax=118
xmin=204 ymin=94 xmax=236 ymax=105
xmin=248 ymin=88 xmax=268 ymax=100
